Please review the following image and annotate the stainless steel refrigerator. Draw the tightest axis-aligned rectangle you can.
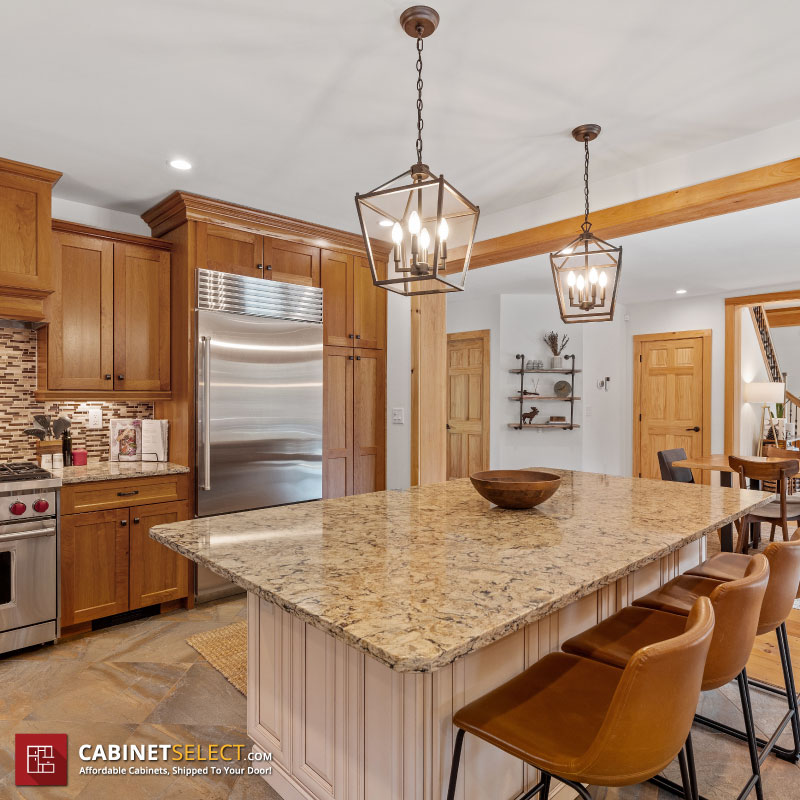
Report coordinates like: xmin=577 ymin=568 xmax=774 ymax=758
xmin=195 ymin=268 xmax=323 ymax=600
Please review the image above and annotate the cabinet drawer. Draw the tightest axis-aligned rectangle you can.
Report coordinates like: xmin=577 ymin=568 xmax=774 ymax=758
xmin=61 ymin=473 xmax=190 ymax=515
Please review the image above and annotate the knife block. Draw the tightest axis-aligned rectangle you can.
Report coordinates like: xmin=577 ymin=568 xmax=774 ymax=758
xmin=35 ymin=439 xmax=61 ymax=465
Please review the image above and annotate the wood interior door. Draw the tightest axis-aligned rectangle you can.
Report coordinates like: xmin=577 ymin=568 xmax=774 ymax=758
xmin=447 ymin=331 xmax=491 ymax=479
xmin=47 ymin=231 xmax=114 ymax=390
xmin=113 ymin=242 xmax=171 ymax=391
xmin=264 ymin=238 xmax=320 ymax=286
xmin=321 ymin=249 xmax=353 ymax=347
xmin=634 ymin=332 xmax=710 ymax=480
xmin=352 ymin=256 xmax=386 ymax=350
xmin=129 ymin=500 xmax=191 ymax=609
xmin=60 ymin=509 xmax=129 ymax=626
xmin=323 ymin=346 xmax=353 ymax=499
xmin=196 ymin=222 xmax=263 ymax=279
xmin=353 ymin=349 xmax=386 ymax=494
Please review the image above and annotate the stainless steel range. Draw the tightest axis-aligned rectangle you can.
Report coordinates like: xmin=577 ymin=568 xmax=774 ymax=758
xmin=0 ymin=462 xmax=61 ymax=656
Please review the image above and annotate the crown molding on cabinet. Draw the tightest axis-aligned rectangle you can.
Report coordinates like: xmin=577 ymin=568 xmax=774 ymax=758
xmin=52 ymin=219 xmax=172 ymax=250
xmin=0 ymin=157 xmax=62 ymax=185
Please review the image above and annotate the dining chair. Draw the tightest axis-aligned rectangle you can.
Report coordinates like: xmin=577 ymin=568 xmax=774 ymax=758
xmin=657 ymin=448 xmax=695 ymax=484
xmin=729 ymin=455 xmax=800 ymax=551
xmin=764 ymin=445 xmax=800 ymax=500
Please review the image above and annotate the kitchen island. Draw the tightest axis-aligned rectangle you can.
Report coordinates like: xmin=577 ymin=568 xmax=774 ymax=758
xmin=151 ymin=470 xmax=771 ymax=800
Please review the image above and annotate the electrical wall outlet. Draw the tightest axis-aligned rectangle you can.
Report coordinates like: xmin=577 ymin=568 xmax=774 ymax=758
xmin=391 ymin=407 xmax=405 ymax=424
xmin=86 ymin=406 xmax=103 ymax=429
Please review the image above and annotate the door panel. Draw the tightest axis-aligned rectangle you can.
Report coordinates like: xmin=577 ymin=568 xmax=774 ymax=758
xmin=196 ymin=222 xmax=263 ymax=279
xmin=129 ymin=500 xmax=191 ymax=609
xmin=264 ymin=238 xmax=320 ymax=287
xmin=637 ymin=336 xmax=706 ymax=480
xmin=321 ymin=249 xmax=353 ymax=347
xmin=353 ymin=256 xmax=386 ymax=350
xmin=47 ymin=231 xmax=114 ymax=390
xmin=322 ymin=346 xmax=353 ymax=499
xmin=353 ymin=349 xmax=386 ymax=494
xmin=447 ymin=332 xmax=490 ymax=479
xmin=60 ymin=509 xmax=129 ymax=626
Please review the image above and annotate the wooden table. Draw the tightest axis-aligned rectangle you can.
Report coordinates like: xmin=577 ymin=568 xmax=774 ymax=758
xmin=673 ymin=454 xmax=786 ymax=551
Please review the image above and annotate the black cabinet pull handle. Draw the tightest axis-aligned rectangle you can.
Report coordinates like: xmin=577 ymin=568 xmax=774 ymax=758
xmin=120 ymin=520 xmax=127 ymax=527
xmin=685 ymin=426 xmax=701 ymax=432
xmin=117 ymin=490 xmax=139 ymax=497
xmin=133 ymin=517 xmax=140 ymax=524
xmin=117 ymin=374 xmax=125 ymax=381
xmin=104 ymin=374 xmax=112 ymax=380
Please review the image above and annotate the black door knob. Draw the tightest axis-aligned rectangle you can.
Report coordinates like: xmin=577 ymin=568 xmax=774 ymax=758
xmin=685 ymin=426 xmax=701 ymax=432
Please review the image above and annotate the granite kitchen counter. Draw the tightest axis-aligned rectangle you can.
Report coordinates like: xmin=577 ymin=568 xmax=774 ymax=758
xmin=53 ymin=461 xmax=190 ymax=484
xmin=150 ymin=469 xmax=770 ymax=672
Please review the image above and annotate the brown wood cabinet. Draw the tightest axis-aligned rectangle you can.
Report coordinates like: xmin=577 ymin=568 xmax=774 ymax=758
xmin=323 ymin=346 xmax=354 ymax=499
xmin=0 ymin=158 xmax=61 ymax=321
xmin=37 ymin=222 xmax=171 ymax=400
xmin=60 ymin=475 xmax=192 ymax=628
xmin=196 ymin=222 xmax=320 ymax=287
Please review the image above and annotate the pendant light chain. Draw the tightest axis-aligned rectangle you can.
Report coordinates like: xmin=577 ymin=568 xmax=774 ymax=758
xmin=415 ymin=28 xmax=424 ymax=164
xmin=582 ymin=137 xmax=591 ymax=232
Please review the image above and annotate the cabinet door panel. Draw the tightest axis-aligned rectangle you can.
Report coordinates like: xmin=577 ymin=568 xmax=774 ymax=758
xmin=129 ymin=500 xmax=191 ymax=609
xmin=61 ymin=509 xmax=129 ymax=626
xmin=353 ymin=349 xmax=386 ymax=494
xmin=196 ymin=222 xmax=263 ymax=279
xmin=353 ymin=256 xmax=386 ymax=350
xmin=323 ymin=346 xmax=353 ymax=499
xmin=264 ymin=238 xmax=320 ymax=286
xmin=113 ymin=243 xmax=171 ymax=391
xmin=47 ymin=232 xmax=114 ymax=390
xmin=321 ymin=249 xmax=353 ymax=347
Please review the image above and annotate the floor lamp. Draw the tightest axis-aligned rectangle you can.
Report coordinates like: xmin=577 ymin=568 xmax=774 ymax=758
xmin=744 ymin=381 xmax=785 ymax=455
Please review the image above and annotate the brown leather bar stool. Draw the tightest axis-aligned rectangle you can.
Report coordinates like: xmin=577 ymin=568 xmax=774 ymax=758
xmin=685 ymin=534 xmax=800 ymax=763
xmin=446 ymin=598 xmax=715 ymax=800
xmin=563 ymin=555 xmax=769 ymax=800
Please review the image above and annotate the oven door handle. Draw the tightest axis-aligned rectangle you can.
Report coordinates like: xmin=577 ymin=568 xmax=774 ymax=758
xmin=0 ymin=524 xmax=57 ymax=543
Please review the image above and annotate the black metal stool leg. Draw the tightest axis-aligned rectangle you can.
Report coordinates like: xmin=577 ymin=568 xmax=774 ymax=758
xmin=777 ymin=621 xmax=800 ymax=759
xmin=547 ymin=776 xmax=592 ymax=799
xmin=737 ymin=669 xmax=764 ymax=800
xmin=649 ymin=736 xmax=706 ymax=800
xmin=446 ymin=729 xmax=465 ymax=800
xmin=685 ymin=734 xmax=699 ymax=800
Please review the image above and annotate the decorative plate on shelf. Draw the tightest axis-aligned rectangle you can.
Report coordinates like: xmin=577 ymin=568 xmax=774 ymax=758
xmin=553 ymin=380 xmax=571 ymax=397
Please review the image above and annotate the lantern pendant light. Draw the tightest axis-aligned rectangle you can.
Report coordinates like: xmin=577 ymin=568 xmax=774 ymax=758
xmin=550 ymin=125 xmax=622 ymax=323
xmin=355 ymin=6 xmax=480 ymax=296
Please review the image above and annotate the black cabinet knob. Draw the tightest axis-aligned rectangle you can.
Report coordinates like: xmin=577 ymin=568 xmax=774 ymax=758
xmin=117 ymin=374 xmax=125 ymax=381
xmin=348 ymin=333 xmax=354 ymax=339
xmin=356 ymin=355 xmax=362 ymax=360
xmin=133 ymin=517 xmax=140 ymax=524
xmin=348 ymin=355 xmax=354 ymax=360
xmin=120 ymin=520 xmax=127 ymax=527
xmin=104 ymin=374 xmax=112 ymax=380
xmin=256 ymin=263 xmax=263 ymax=270
xmin=266 ymin=264 xmax=272 ymax=270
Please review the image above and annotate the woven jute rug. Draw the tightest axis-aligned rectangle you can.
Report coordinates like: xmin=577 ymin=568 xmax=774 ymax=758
xmin=187 ymin=620 xmax=247 ymax=695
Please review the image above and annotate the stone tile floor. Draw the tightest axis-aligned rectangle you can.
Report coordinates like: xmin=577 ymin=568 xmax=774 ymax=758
xmin=1 ymin=595 xmax=799 ymax=798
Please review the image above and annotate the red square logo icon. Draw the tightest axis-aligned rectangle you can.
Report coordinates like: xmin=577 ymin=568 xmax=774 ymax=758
xmin=15 ymin=734 xmax=68 ymax=786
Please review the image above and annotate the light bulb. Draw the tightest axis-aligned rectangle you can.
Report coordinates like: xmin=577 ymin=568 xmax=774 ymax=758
xmin=576 ymin=275 xmax=585 ymax=291
xmin=408 ymin=210 xmax=421 ymax=235
xmin=420 ymin=228 xmax=430 ymax=250
xmin=391 ymin=222 xmax=403 ymax=244
xmin=567 ymin=271 xmax=576 ymax=287
xmin=589 ymin=267 xmax=598 ymax=284
xmin=438 ymin=218 xmax=449 ymax=241
xmin=599 ymin=272 xmax=608 ymax=288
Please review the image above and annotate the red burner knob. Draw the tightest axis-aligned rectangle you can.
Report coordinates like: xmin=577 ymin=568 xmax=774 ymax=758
xmin=9 ymin=501 xmax=26 ymax=515
xmin=33 ymin=499 xmax=49 ymax=513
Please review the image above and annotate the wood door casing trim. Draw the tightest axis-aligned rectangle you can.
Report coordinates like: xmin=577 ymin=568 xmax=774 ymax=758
xmin=446 ymin=329 xmax=491 ymax=478
xmin=633 ymin=330 xmax=712 ymax=482
xmin=724 ymin=288 xmax=800 ymax=454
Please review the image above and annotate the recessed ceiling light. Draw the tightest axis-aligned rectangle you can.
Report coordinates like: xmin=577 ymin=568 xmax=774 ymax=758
xmin=675 ymin=289 xmax=687 ymax=294
xmin=378 ymin=219 xmax=393 ymax=227
xmin=168 ymin=158 xmax=192 ymax=171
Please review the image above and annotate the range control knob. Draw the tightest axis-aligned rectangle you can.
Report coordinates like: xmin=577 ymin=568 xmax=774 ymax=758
xmin=9 ymin=501 xmax=26 ymax=515
xmin=33 ymin=499 xmax=49 ymax=513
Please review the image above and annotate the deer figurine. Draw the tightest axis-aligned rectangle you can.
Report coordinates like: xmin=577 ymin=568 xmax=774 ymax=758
xmin=521 ymin=406 xmax=540 ymax=425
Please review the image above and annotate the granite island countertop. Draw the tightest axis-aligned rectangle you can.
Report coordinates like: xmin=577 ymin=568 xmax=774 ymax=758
xmin=150 ymin=470 xmax=771 ymax=672
xmin=53 ymin=461 xmax=190 ymax=485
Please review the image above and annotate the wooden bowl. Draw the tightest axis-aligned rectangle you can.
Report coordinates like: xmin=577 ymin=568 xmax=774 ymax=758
xmin=469 ymin=469 xmax=561 ymax=509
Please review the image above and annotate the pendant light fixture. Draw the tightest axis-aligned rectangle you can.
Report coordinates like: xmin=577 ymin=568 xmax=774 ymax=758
xmin=550 ymin=125 xmax=622 ymax=323
xmin=355 ymin=6 xmax=480 ymax=296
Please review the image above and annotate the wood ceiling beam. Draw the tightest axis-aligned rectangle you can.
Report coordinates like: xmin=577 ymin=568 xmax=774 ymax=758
xmin=449 ymin=157 xmax=800 ymax=270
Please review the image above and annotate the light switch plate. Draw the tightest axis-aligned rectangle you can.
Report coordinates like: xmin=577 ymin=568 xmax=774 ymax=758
xmin=87 ymin=406 xmax=103 ymax=429
xmin=391 ymin=407 xmax=405 ymax=424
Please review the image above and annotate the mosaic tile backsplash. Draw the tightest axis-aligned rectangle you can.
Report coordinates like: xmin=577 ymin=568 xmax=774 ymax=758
xmin=0 ymin=327 xmax=153 ymax=462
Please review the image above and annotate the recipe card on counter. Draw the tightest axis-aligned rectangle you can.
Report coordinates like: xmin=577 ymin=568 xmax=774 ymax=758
xmin=142 ymin=419 xmax=169 ymax=461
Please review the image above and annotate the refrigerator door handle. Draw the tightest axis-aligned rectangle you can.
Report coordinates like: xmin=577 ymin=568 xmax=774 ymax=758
xmin=201 ymin=335 xmax=212 ymax=491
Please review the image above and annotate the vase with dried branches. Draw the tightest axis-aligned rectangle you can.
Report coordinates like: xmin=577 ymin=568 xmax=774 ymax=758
xmin=543 ymin=331 xmax=569 ymax=368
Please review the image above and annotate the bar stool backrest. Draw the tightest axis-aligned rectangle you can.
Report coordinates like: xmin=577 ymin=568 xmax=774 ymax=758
xmin=703 ymin=554 xmax=769 ymax=689
xmin=576 ymin=597 xmax=714 ymax=786
xmin=758 ymin=533 xmax=800 ymax=633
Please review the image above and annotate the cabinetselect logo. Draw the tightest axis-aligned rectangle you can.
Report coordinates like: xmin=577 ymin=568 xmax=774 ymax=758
xmin=15 ymin=734 xmax=68 ymax=786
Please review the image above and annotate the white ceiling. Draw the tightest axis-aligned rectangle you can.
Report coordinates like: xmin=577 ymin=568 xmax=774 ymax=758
xmin=457 ymin=198 xmax=800 ymax=305
xmin=3 ymin=0 xmax=800 ymax=233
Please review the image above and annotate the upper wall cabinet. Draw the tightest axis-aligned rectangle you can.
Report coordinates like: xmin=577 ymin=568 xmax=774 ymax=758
xmin=196 ymin=222 xmax=320 ymax=287
xmin=37 ymin=222 xmax=171 ymax=400
xmin=0 ymin=157 xmax=61 ymax=320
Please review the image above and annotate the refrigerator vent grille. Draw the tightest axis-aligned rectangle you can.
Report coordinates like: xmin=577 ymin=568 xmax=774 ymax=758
xmin=197 ymin=268 xmax=323 ymax=324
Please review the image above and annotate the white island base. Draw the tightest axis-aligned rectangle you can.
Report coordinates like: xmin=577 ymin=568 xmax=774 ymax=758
xmin=247 ymin=538 xmax=704 ymax=800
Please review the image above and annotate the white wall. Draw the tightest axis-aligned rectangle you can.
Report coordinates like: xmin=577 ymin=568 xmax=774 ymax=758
xmin=740 ymin=308 xmax=771 ymax=455
xmin=51 ymin=197 xmax=150 ymax=236
xmin=770 ymin=324 xmax=800 ymax=397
